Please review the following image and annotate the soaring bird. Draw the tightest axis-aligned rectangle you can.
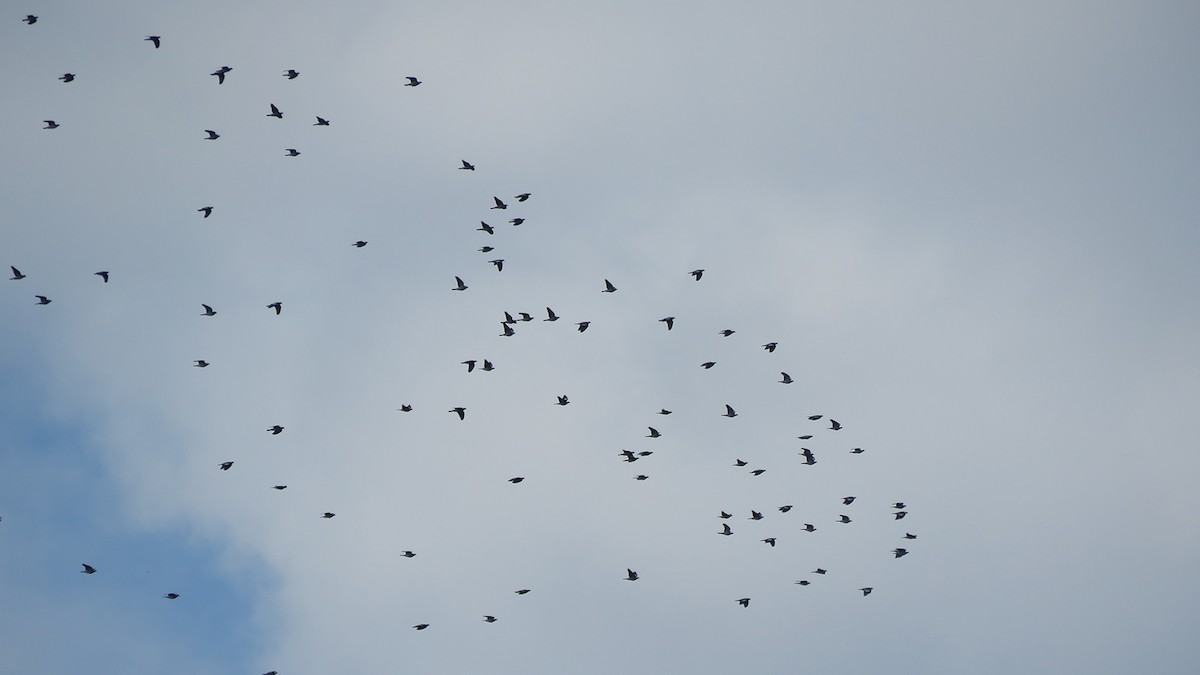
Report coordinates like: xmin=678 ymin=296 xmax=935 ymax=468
xmin=619 ymin=450 xmax=638 ymax=462
xmin=779 ymin=372 xmax=793 ymax=384
xmin=145 ymin=35 xmax=160 ymax=48
xmin=576 ymin=321 xmax=590 ymax=332
xmin=272 ymin=485 xmax=287 ymax=490
xmin=843 ymin=496 xmax=856 ymax=505
xmin=893 ymin=548 xmax=909 ymax=558
xmin=750 ymin=469 xmax=766 ymax=476
xmin=491 ymin=196 xmax=507 ymax=209
xmin=43 ymin=120 xmax=59 ymax=129
xmin=211 ymin=66 xmax=232 ymax=83
xmin=81 ymin=564 xmax=96 ymax=574
xmin=489 ymin=259 xmax=504 ymax=271
xmin=268 ymin=425 xmax=284 ymax=435
xmin=719 ymin=511 xmax=732 ymax=519
xmin=802 ymin=524 xmax=816 ymax=532
xmin=829 ymin=419 xmax=842 ymax=430
xmin=719 ymin=523 xmax=733 ymax=536
xmin=23 ymin=15 xmax=37 ymax=24
xmin=321 ymin=513 xmax=335 ymax=519
xmin=794 ymin=580 xmax=810 ymax=586
xmin=837 ymin=515 xmax=851 ymax=524
xmin=462 ymin=360 xmax=477 ymax=372
xmin=413 ymin=624 xmax=429 ymax=630
xmin=515 ymin=589 xmax=531 ymax=595
xmin=894 ymin=511 xmax=908 ymax=520
xmin=556 ymin=395 xmax=569 ymax=406
xmin=634 ymin=475 xmax=649 ymax=481
xmin=10 ymin=267 xmax=25 ymax=280
xmin=283 ymin=69 xmax=300 ymax=79
xmin=646 ymin=427 xmax=660 ymax=438
xmin=483 ymin=616 xmax=497 ymax=623
xmin=860 ymin=587 xmax=873 ymax=596
xmin=459 ymin=160 xmax=475 ymax=171
xmin=198 ymin=206 xmax=213 ymax=218
xmin=204 ymin=130 xmax=220 ymax=140
xmin=508 ymin=477 xmax=525 ymax=484
xmin=452 ymin=276 xmax=468 ymax=291
xmin=193 ymin=360 xmax=209 ymax=368
xmin=762 ymin=538 xmax=776 ymax=547
xmin=314 ymin=116 xmax=330 ymax=126
xmin=808 ymin=414 xmax=823 ymax=421
xmin=401 ymin=551 xmax=416 ymax=558
xmin=850 ymin=447 xmax=865 ymax=454
xmin=95 ymin=271 xmax=109 ymax=282
xmin=813 ymin=568 xmax=827 ymax=575
xmin=722 ymin=404 xmax=737 ymax=418
xmin=701 ymin=362 xmax=716 ymax=369
xmin=59 ymin=73 xmax=75 ymax=83
xmin=657 ymin=409 xmax=672 ymax=415
xmin=719 ymin=329 xmax=735 ymax=337
xmin=515 ymin=193 xmax=531 ymax=202
xmin=798 ymin=435 xmax=813 ymax=440
xmin=737 ymin=598 xmax=750 ymax=607
xmin=544 ymin=307 xmax=559 ymax=321
xmin=477 ymin=221 xmax=494 ymax=234
xmin=800 ymin=448 xmax=816 ymax=465
xmin=404 ymin=76 xmax=421 ymax=86
xmin=509 ymin=218 xmax=524 ymax=226
xmin=602 ymin=279 xmax=617 ymax=293
xmin=398 ymin=405 xmax=413 ymax=412
xmin=762 ymin=342 xmax=777 ymax=352
xmin=893 ymin=502 xmax=907 ymax=510
xmin=518 ymin=313 xmax=533 ymax=322
xmin=749 ymin=511 xmax=763 ymax=520
xmin=266 ymin=302 xmax=282 ymax=315
xmin=285 ymin=149 xmax=300 ymax=156
xmin=353 ymin=241 xmax=368 ymax=247
xmin=690 ymin=269 xmax=704 ymax=280
xmin=219 ymin=461 xmax=233 ymax=471
xmin=479 ymin=246 xmax=494 ymax=253
xmin=481 ymin=359 xmax=495 ymax=371
xmin=733 ymin=459 xmax=747 ymax=467
xmin=500 ymin=323 xmax=515 ymax=337
xmin=625 ymin=569 xmax=639 ymax=581
xmin=267 ymin=103 xmax=283 ymax=118
xmin=201 ymin=304 xmax=216 ymax=316
xmin=449 ymin=407 xmax=466 ymax=420
xmin=778 ymin=505 xmax=794 ymax=513
xmin=904 ymin=533 xmax=917 ymax=539
xmin=659 ymin=316 xmax=674 ymax=330
xmin=164 ymin=593 xmax=180 ymax=599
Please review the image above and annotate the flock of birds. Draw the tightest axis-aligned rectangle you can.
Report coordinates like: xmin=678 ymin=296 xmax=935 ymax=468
xmin=9 ymin=14 xmax=921 ymax=671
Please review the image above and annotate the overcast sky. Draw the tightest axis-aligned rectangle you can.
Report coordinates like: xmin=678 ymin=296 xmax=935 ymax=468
xmin=2 ymin=2 xmax=1198 ymax=673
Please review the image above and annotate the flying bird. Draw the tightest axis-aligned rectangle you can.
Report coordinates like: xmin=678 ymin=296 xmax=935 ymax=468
xmin=515 ymin=589 xmax=531 ymax=595
xmin=850 ymin=447 xmax=865 ymax=454
xmin=272 ymin=485 xmax=287 ymax=490
xmin=720 ymin=511 xmax=732 ymax=519
xmin=10 ymin=267 xmax=25 ymax=280
xmin=500 ymin=323 xmax=515 ymax=337
xmin=314 ymin=116 xmax=330 ymax=126
xmin=211 ymin=66 xmax=232 ymax=84
xmin=193 ymin=360 xmax=209 ymax=367
xmin=518 ymin=313 xmax=533 ymax=322
xmin=750 ymin=469 xmax=766 ymax=476
xmin=483 ymin=615 xmax=497 ymax=623
xmin=198 ymin=206 xmax=213 ymax=218
xmin=837 ymin=515 xmax=852 ymax=523
xmin=602 ymin=279 xmax=617 ymax=293
xmin=268 ymin=425 xmax=284 ymax=435
xmin=829 ymin=419 xmax=842 ymax=430
xmin=283 ymin=69 xmax=300 ymax=79
xmin=477 ymin=221 xmax=494 ymax=234
xmin=491 ymin=196 xmax=507 ymax=210
xmin=802 ymin=524 xmax=816 ymax=532
xmin=449 ymin=407 xmax=466 ymax=420
xmin=659 ymin=317 xmax=674 ymax=330
xmin=43 ymin=120 xmax=59 ymax=129
xmin=398 ymin=405 xmax=413 ymax=412
xmin=489 ymin=259 xmax=504 ymax=271
xmin=353 ymin=241 xmax=367 ymax=247
xmin=201 ymin=304 xmax=216 ymax=316
xmin=164 ymin=593 xmax=180 ymax=599
xmin=267 ymin=103 xmax=283 ymax=118
xmin=719 ymin=329 xmax=735 ymax=337
xmin=800 ymin=448 xmax=816 ymax=465
xmin=95 ymin=271 xmax=109 ymax=283
xmin=733 ymin=459 xmax=747 ymax=467
xmin=544 ymin=307 xmax=559 ymax=321
xmin=508 ymin=477 xmax=525 ymax=484
xmin=657 ymin=408 xmax=672 ymax=415
xmin=413 ymin=624 xmax=429 ymax=630
xmin=515 ymin=193 xmax=531 ymax=202
xmin=59 ymin=73 xmax=75 ymax=83
xmin=625 ymin=569 xmax=639 ymax=581
xmin=81 ymin=564 xmax=96 ymax=574
xmin=719 ymin=523 xmax=733 ymax=535
xmin=145 ymin=36 xmax=160 ymax=48
xmin=763 ymin=342 xmax=777 ymax=352
xmin=321 ymin=512 xmax=335 ymax=519
xmin=860 ymin=587 xmax=873 ymax=596
xmin=779 ymin=372 xmax=793 ymax=384
xmin=267 ymin=302 xmax=282 ymax=315
xmin=723 ymin=404 xmax=737 ymax=418
xmin=737 ymin=598 xmax=750 ymax=608
xmin=762 ymin=538 xmax=776 ymax=547
xmin=893 ymin=548 xmax=909 ymax=558
xmin=219 ymin=461 xmax=233 ymax=471
xmin=634 ymin=475 xmax=649 ymax=481
xmin=619 ymin=450 xmax=638 ymax=462
xmin=459 ymin=160 xmax=475 ymax=170
xmin=509 ymin=218 xmax=524 ymax=226
xmin=556 ymin=395 xmax=569 ymax=406
xmin=701 ymin=362 xmax=716 ymax=369
xmin=23 ymin=15 xmax=37 ymax=24
xmin=778 ymin=505 xmax=792 ymax=513
xmin=646 ymin=427 xmax=660 ymax=438
xmin=401 ymin=551 xmax=416 ymax=558
xmin=576 ymin=321 xmax=590 ymax=332
xmin=285 ymin=148 xmax=300 ymax=156
xmin=404 ymin=76 xmax=421 ymax=86
xmin=479 ymin=246 xmax=494 ymax=253
xmin=462 ymin=360 xmax=477 ymax=372
xmin=798 ymin=435 xmax=813 ymax=440
xmin=904 ymin=533 xmax=917 ymax=539
xmin=690 ymin=269 xmax=704 ymax=280
xmin=204 ymin=130 xmax=220 ymax=140
xmin=843 ymin=496 xmax=856 ymax=505
xmin=807 ymin=414 xmax=823 ymax=421
xmin=893 ymin=503 xmax=907 ymax=510
xmin=452 ymin=276 xmax=468 ymax=291
xmin=795 ymin=580 xmax=810 ymax=586
xmin=482 ymin=358 xmax=495 ymax=371
xmin=813 ymin=569 xmax=827 ymax=575
xmin=749 ymin=511 xmax=763 ymax=520
xmin=894 ymin=511 xmax=908 ymax=520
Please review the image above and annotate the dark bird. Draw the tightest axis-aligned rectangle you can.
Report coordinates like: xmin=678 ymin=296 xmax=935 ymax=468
xmin=515 ymin=193 xmax=531 ymax=202
xmin=401 ymin=551 xmax=416 ymax=558
xmin=413 ymin=624 xmax=429 ymax=630
xmin=576 ymin=321 xmax=590 ymax=332
xmin=285 ymin=148 xmax=300 ymax=157
xmin=462 ymin=360 xmax=477 ymax=372
xmin=829 ymin=419 xmax=842 ymax=431
xmin=491 ymin=196 xmax=507 ymax=209
xmin=779 ymin=372 xmax=793 ymax=384
xmin=95 ymin=271 xmax=109 ymax=283
xmin=850 ymin=447 xmax=865 ymax=454
xmin=193 ymin=360 xmax=209 ymax=368
xmin=701 ymin=361 xmax=716 ymax=369
xmin=893 ymin=548 xmax=909 ymax=558
xmin=482 ymin=360 xmax=494 ymax=371
xmin=504 ymin=310 xmax=516 ymax=324
xmin=164 ymin=593 xmax=180 ymax=599
xmin=763 ymin=342 xmax=777 ymax=352
xmin=719 ymin=523 xmax=733 ymax=536
xmin=489 ymin=259 xmax=504 ymax=271
xmin=646 ymin=427 xmax=660 ymax=438
xmin=749 ymin=511 xmax=763 ymax=520
xmin=501 ymin=323 xmax=515 ymax=337
xmin=802 ymin=524 xmax=816 ymax=532
xmin=860 ymin=587 xmax=873 ymax=596
xmin=813 ymin=569 xmax=827 ymax=575
xmin=219 ymin=461 xmax=233 ymax=471
xmin=43 ymin=120 xmax=59 ymax=129
xmin=477 ymin=221 xmax=494 ymax=234
xmin=515 ymin=589 xmax=531 ymax=595
xmin=321 ymin=513 xmax=335 ymax=519
xmin=81 ymin=564 xmax=96 ymax=574
xmin=283 ymin=69 xmax=300 ymax=79
xmin=795 ymin=580 xmax=810 ymax=586
xmin=267 ymin=103 xmax=283 ymax=118
xmin=762 ymin=538 xmax=776 ymax=547
xmin=659 ymin=317 xmax=674 ymax=330
xmin=894 ymin=511 xmax=908 ymax=520
xmin=798 ymin=435 xmax=813 ymax=440
xmin=837 ymin=515 xmax=852 ymax=524
xmin=722 ymin=404 xmax=737 ymax=418
xmin=211 ymin=66 xmax=231 ymax=84
xmin=509 ymin=218 xmax=524 ymax=226
xmin=893 ymin=503 xmax=906 ymax=510
xmin=483 ymin=615 xmax=497 ymax=623
xmin=459 ymin=160 xmax=475 ymax=171
xmin=398 ymin=405 xmax=413 ymax=412
xmin=545 ymin=307 xmax=559 ymax=321
xmin=750 ymin=469 xmax=766 ymax=476
xmin=267 ymin=302 xmax=282 ymax=315
xmin=634 ymin=475 xmax=649 ymax=481
xmin=518 ymin=313 xmax=533 ymax=322
xmin=23 ymin=15 xmax=37 ymax=24
xmin=204 ymin=130 xmax=220 ymax=140
xmin=59 ymin=73 xmax=75 ymax=83
xmin=602 ymin=279 xmax=617 ymax=293
xmin=719 ymin=329 xmax=735 ymax=337
xmin=198 ymin=206 xmax=213 ymax=218
xmin=737 ymin=598 xmax=750 ymax=608
xmin=272 ymin=485 xmax=287 ymax=490
xmin=314 ymin=116 xmax=330 ymax=126
xmin=201 ymin=304 xmax=216 ymax=316
xmin=404 ymin=76 xmax=421 ymax=86
xmin=268 ymin=425 xmax=284 ymax=435
xmin=720 ymin=511 xmax=732 ymax=519
xmin=843 ymin=496 xmax=856 ymax=505
xmin=904 ymin=533 xmax=917 ymax=539
xmin=449 ymin=407 xmax=466 ymax=420
xmin=353 ymin=241 xmax=368 ymax=247
xmin=657 ymin=409 xmax=672 ymax=415
xmin=556 ymin=395 xmax=569 ymax=406
xmin=800 ymin=448 xmax=816 ymax=465
xmin=636 ymin=451 xmax=651 ymax=459
xmin=619 ymin=450 xmax=637 ymax=462
xmin=778 ymin=505 xmax=793 ymax=513
xmin=625 ymin=569 xmax=639 ymax=581
xmin=509 ymin=477 xmax=525 ymax=484
xmin=807 ymin=414 xmax=823 ymax=421
xmin=690 ymin=269 xmax=704 ymax=280
xmin=452 ymin=276 xmax=468 ymax=291
xmin=479 ymin=246 xmax=494 ymax=253
xmin=145 ymin=36 xmax=160 ymax=48
xmin=10 ymin=267 xmax=25 ymax=280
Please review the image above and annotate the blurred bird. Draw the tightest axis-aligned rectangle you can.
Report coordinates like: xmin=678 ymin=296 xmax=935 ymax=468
xmin=778 ymin=505 xmax=792 ymax=513
xmin=81 ymin=564 xmax=96 ymax=574
xmin=283 ymin=69 xmax=299 ymax=79
xmin=515 ymin=589 xmax=531 ymax=595
xmin=893 ymin=548 xmax=909 ymax=558
xmin=800 ymin=448 xmax=816 ymax=465
xmin=491 ymin=196 xmax=507 ymax=209
xmin=794 ymin=580 xmax=810 ymax=586
xmin=749 ymin=511 xmax=763 ymax=520
xmin=807 ymin=414 xmax=822 ymax=421
xmin=219 ymin=462 xmax=233 ymax=471
xmin=10 ymin=267 xmax=25 ymax=280
xmin=353 ymin=241 xmax=368 ymax=247
xmin=509 ymin=477 xmax=525 ymax=484
xmin=413 ymin=624 xmax=428 ymax=630
xmin=272 ymin=485 xmax=287 ymax=490
xmin=479 ymin=246 xmax=494 ymax=253
xmin=268 ymin=425 xmax=284 ymax=435
xmin=164 ymin=593 xmax=180 ymax=599
xmin=802 ymin=524 xmax=816 ymax=532
xmin=449 ymin=407 xmax=466 ymax=420
xmin=452 ymin=276 xmax=468 ymax=291
xmin=850 ymin=447 xmax=865 ymax=454
xmin=719 ymin=524 xmax=733 ymax=535
xmin=556 ymin=395 xmax=569 ymax=406
xmin=720 ymin=511 xmax=732 ymax=519
xmin=779 ymin=372 xmax=793 ymax=384
xmin=404 ymin=77 xmax=421 ymax=86
xmin=95 ymin=271 xmax=109 ymax=282
xmin=619 ymin=450 xmax=638 ymax=462
xmin=198 ymin=206 xmax=213 ymax=218
xmin=477 ymin=221 xmax=494 ymax=234
xmin=401 ymin=551 xmax=416 ymax=558
xmin=211 ymin=66 xmax=231 ymax=84
xmin=894 ymin=511 xmax=908 ymax=520
xmin=398 ymin=405 xmax=413 ymax=412
xmin=690 ymin=269 xmax=704 ymax=280
xmin=285 ymin=148 xmax=300 ymax=156
xmin=201 ymin=304 xmax=216 ymax=316
xmin=59 ymin=73 xmax=75 ymax=83
xmin=701 ymin=362 xmax=716 ymax=369
xmin=737 ymin=598 xmax=750 ymax=607
xmin=723 ymin=404 xmax=737 ymax=418
xmin=145 ymin=36 xmax=160 ymax=48
xmin=837 ymin=515 xmax=851 ymax=523
xmin=204 ymin=130 xmax=220 ymax=140
xmin=267 ymin=103 xmax=283 ymax=118
xmin=483 ymin=615 xmax=497 ymax=623
xmin=813 ymin=568 xmax=827 ymax=575
xmin=576 ymin=322 xmax=590 ymax=332
xmin=750 ymin=469 xmax=766 ymax=476
xmin=762 ymin=538 xmax=776 ymax=547
xmin=660 ymin=317 xmax=674 ymax=330
xmin=43 ymin=120 xmax=59 ymax=129
xmin=602 ymin=279 xmax=617 ymax=293
xmin=719 ymin=329 xmax=735 ymax=337
xmin=23 ymin=15 xmax=37 ymax=24
xmin=657 ymin=409 xmax=672 ymax=415
xmin=482 ymin=360 xmax=494 ymax=371
xmin=462 ymin=360 xmax=477 ymax=372
xmin=459 ymin=160 xmax=475 ymax=171
xmin=321 ymin=513 xmax=335 ymax=519
xmin=843 ymin=496 xmax=856 ymax=505
xmin=489 ymin=259 xmax=504 ymax=271
xmin=763 ymin=342 xmax=777 ymax=352
xmin=267 ymin=302 xmax=282 ymax=315
xmin=893 ymin=503 xmax=907 ymax=510
xmin=193 ymin=360 xmax=209 ymax=368
xmin=625 ymin=569 xmax=639 ymax=581
xmin=501 ymin=323 xmax=515 ymax=337
xmin=860 ymin=588 xmax=873 ymax=596
xmin=634 ymin=475 xmax=649 ymax=481
xmin=515 ymin=193 xmax=531 ymax=202
xmin=829 ymin=419 xmax=842 ymax=430
xmin=734 ymin=459 xmax=747 ymax=466
xmin=314 ymin=116 xmax=330 ymax=126
xmin=798 ymin=435 xmax=813 ymax=440
xmin=646 ymin=427 xmax=660 ymax=438
xmin=509 ymin=218 xmax=524 ymax=226
xmin=518 ymin=313 xmax=533 ymax=322
xmin=904 ymin=533 xmax=917 ymax=539
xmin=544 ymin=307 xmax=559 ymax=321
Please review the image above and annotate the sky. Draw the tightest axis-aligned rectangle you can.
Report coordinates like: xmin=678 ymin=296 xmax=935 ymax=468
xmin=2 ymin=1 xmax=1198 ymax=673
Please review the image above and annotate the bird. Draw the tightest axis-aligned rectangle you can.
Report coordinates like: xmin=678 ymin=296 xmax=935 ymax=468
xmin=544 ymin=308 xmax=559 ymax=321
xmin=500 ymin=323 xmax=515 ymax=337
xmin=268 ymin=425 xmax=284 ymax=435
xmin=489 ymin=259 xmax=504 ymax=271
xmin=657 ymin=409 xmax=672 ymax=415
xmin=800 ymin=448 xmax=816 ymax=465
xmin=794 ymin=580 xmax=810 ymax=586
xmin=413 ymin=624 xmax=429 ymax=630
xmin=477 ymin=221 xmax=494 ymax=234
xmin=283 ymin=69 xmax=300 ymax=79
xmin=813 ymin=568 xmax=827 ymax=575
xmin=459 ymin=160 xmax=475 ymax=171
xmin=400 ymin=551 xmax=416 ymax=558
xmin=23 ymin=15 xmax=37 ymax=24
xmin=10 ymin=267 xmax=25 ymax=280
xmin=204 ymin=130 xmax=220 ymax=140
xmin=778 ymin=505 xmax=793 ymax=513
xmin=843 ymin=496 xmax=856 ymax=505
xmin=763 ymin=342 xmax=777 ymax=352
xmin=737 ymin=598 xmax=750 ymax=607
xmin=81 ymin=564 xmax=96 ymax=574
xmin=491 ymin=196 xmax=507 ymax=209
xmin=701 ymin=362 xmax=716 ymax=369
xmin=193 ymin=360 xmax=209 ymax=368
xmin=762 ymin=538 xmax=776 ymax=547
xmin=515 ymin=193 xmax=531 ymax=202
xmin=637 ymin=451 xmax=653 ymax=457
xmin=503 ymin=312 xmax=517 ymax=325
xmin=893 ymin=502 xmax=907 ymax=510
xmin=515 ymin=589 xmax=531 ymax=595
xmin=34 ymin=295 xmax=50 ymax=306
xmin=272 ymin=485 xmax=287 ymax=490
xmin=602 ymin=279 xmax=617 ymax=293
xmin=462 ymin=360 xmax=477 ymax=372
xmin=634 ymin=475 xmax=649 ymax=481
xmin=518 ymin=313 xmax=533 ymax=322
xmin=576 ymin=322 xmax=590 ymax=332
xmin=219 ymin=461 xmax=233 ymax=471
xmin=807 ymin=414 xmax=823 ymax=421
xmin=314 ymin=116 xmax=330 ymax=126
xmin=556 ymin=395 xmax=569 ymax=406
xmin=145 ymin=35 xmax=160 ymax=48
xmin=164 ymin=593 xmax=180 ymax=599
xmin=449 ymin=407 xmax=466 ymax=420
xmin=723 ymin=404 xmax=737 ymax=418
xmin=198 ymin=206 xmax=213 ymax=218
xmin=894 ymin=511 xmax=908 ymax=520
xmin=719 ymin=511 xmax=732 ymax=519
xmin=95 ymin=271 xmax=109 ymax=283
xmin=690 ymin=269 xmax=704 ymax=280
xmin=904 ymin=533 xmax=917 ymax=539
xmin=750 ymin=469 xmax=766 ymax=476
xmin=779 ymin=372 xmax=793 ymax=384
xmin=893 ymin=548 xmax=909 ymax=558
xmin=837 ymin=515 xmax=852 ymax=524
xmin=483 ymin=615 xmax=497 ymax=623
xmin=508 ymin=477 xmax=525 ymax=484
xmin=719 ymin=329 xmax=735 ymax=337
xmin=211 ymin=66 xmax=232 ymax=84
xmin=479 ymin=246 xmax=494 ymax=253
xmin=43 ymin=120 xmax=59 ymax=129
xmin=452 ymin=276 xmax=468 ymax=291
xmin=59 ymin=73 xmax=75 ymax=83
xmin=353 ymin=241 xmax=368 ymax=247
xmin=619 ymin=450 xmax=638 ymax=462
xmin=404 ymin=76 xmax=421 ymax=86
xmin=398 ymin=405 xmax=413 ymax=412
xmin=798 ymin=435 xmax=813 ymax=440
xmin=509 ymin=218 xmax=524 ymax=226
xmin=625 ymin=569 xmax=639 ymax=581
xmin=802 ymin=524 xmax=816 ymax=532
xmin=719 ymin=523 xmax=733 ymax=535
xmin=850 ymin=447 xmax=865 ymax=454
xmin=829 ymin=419 xmax=842 ymax=430
xmin=482 ymin=360 xmax=494 ymax=371
xmin=749 ymin=511 xmax=763 ymax=520
xmin=201 ymin=304 xmax=216 ymax=316
xmin=860 ymin=588 xmax=873 ymax=596
xmin=267 ymin=103 xmax=283 ymax=118
xmin=646 ymin=427 xmax=660 ymax=438
xmin=285 ymin=149 xmax=300 ymax=157
xmin=321 ymin=513 xmax=335 ymax=519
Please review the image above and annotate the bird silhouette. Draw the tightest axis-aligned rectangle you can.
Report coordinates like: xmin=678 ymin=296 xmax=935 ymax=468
xmin=646 ymin=427 xmax=660 ymax=438
xmin=779 ymin=372 xmax=793 ymax=384
xmin=30 ymin=296 xmax=45 ymax=307
xmin=95 ymin=271 xmax=109 ymax=283
xmin=850 ymin=447 xmax=865 ymax=454
xmin=449 ymin=407 xmax=466 ymax=420
xmin=482 ymin=360 xmax=494 ymax=371
xmin=894 ymin=511 xmax=908 ymax=520
xmin=602 ymin=279 xmax=617 ymax=293
xmin=798 ymin=435 xmax=813 ymax=440
xmin=501 ymin=323 xmax=515 ymax=337
xmin=701 ymin=362 xmax=716 ymax=369
xmin=204 ymin=130 xmax=220 ymax=140
xmin=658 ymin=316 xmax=676 ymax=331
xmin=193 ymin=360 xmax=209 ymax=367
xmin=285 ymin=149 xmax=300 ymax=156
xmin=43 ymin=120 xmax=59 ymax=129
xmin=81 ymin=564 xmax=96 ymax=574
xmin=778 ymin=505 xmax=793 ymax=513
xmin=283 ymin=69 xmax=300 ymax=79
xmin=452 ymin=276 xmax=468 ymax=291
xmin=515 ymin=193 xmax=531 ymax=202
xmin=807 ymin=414 xmax=822 ymax=421
xmin=267 ymin=103 xmax=283 ymax=118
xmin=893 ymin=548 xmax=909 ymax=558
xmin=813 ymin=568 xmax=827 ymax=575
xmin=634 ymin=475 xmax=649 ymax=481
xmin=404 ymin=77 xmax=421 ymax=86
xmin=508 ymin=477 xmax=525 ymax=484
xmin=401 ymin=551 xmax=416 ymax=558
xmin=803 ymin=524 xmax=816 ymax=532
xmin=462 ymin=360 xmax=477 ymax=372
xmin=719 ymin=329 xmax=735 ymax=337
xmin=690 ymin=269 xmax=704 ymax=280
xmin=750 ymin=469 xmax=766 ymax=476
xmin=795 ymin=580 xmax=810 ymax=586
xmin=800 ymin=448 xmax=816 ymax=465
xmin=398 ymin=405 xmax=413 ymax=412
xmin=556 ymin=395 xmax=569 ymax=406
xmin=515 ymin=589 xmax=531 ymax=595
xmin=509 ymin=218 xmax=524 ymax=226
xmin=413 ymin=624 xmax=429 ymax=630
xmin=23 ymin=15 xmax=37 ymax=24
xmin=219 ymin=461 xmax=233 ymax=471
xmin=483 ymin=615 xmax=497 ymax=623
xmin=59 ymin=73 xmax=75 ymax=83
xmin=145 ymin=36 xmax=160 ymax=48
xmin=544 ymin=308 xmax=560 ymax=321
xmin=164 ymin=593 xmax=180 ymax=599
xmin=201 ymin=304 xmax=216 ymax=316
xmin=198 ymin=206 xmax=213 ymax=218
xmin=321 ymin=513 xmax=335 ymax=519
xmin=314 ymin=116 xmax=330 ymax=126
xmin=893 ymin=502 xmax=906 ymax=510
xmin=268 ymin=425 xmax=284 ymax=434
xmin=719 ymin=523 xmax=733 ymax=535
xmin=353 ymin=241 xmax=368 ymax=247
xmin=737 ymin=598 xmax=750 ymax=607
xmin=657 ymin=409 xmax=672 ymax=415
xmin=211 ymin=66 xmax=231 ymax=84
xmin=479 ymin=246 xmax=494 ymax=253
xmin=749 ymin=511 xmax=763 ymax=520
xmin=491 ymin=196 xmax=507 ymax=209
xmin=860 ymin=587 xmax=873 ymax=596
xmin=763 ymin=342 xmax=777 ymax=352
xmin=723 ymin=404 xmax=737 ymax=418
xmin=477 ymin=221 xmax=494 ymax=234
xmin=904 ymin=533 xmax=917 ymax=539
xmin=10 ymin=267 xmax=25 ymax=280
xmin=518 ymin=313 xmax=533 ymax=322
xmin=576 ymin=322 xmax=590 ymax=332
xmin=273 ymin=485 xmax=287 ymax=490
xmin=843 ymin=496 xmax=856 ymax=505
xmin=265 ymin=302 xmax=282 ymax=315
xmin=762 ymin=538 xmax=776 ymax=547
xmin=837 ymin=515 xmax=852 ymax=523
xmin=829 ymin=419 xmax=842 ymax=430
xmin=489 ymin=259 xmax=504 ymax=271
xmin=619 ymin=450 xmax=638 ymax=462
xmin=625 ymin=569 xmax=639 ymax=581
xmin=459 ymin=160 xmax=475 ymax=171
xmin=719 ymin=511 xmax=732 ymax=519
